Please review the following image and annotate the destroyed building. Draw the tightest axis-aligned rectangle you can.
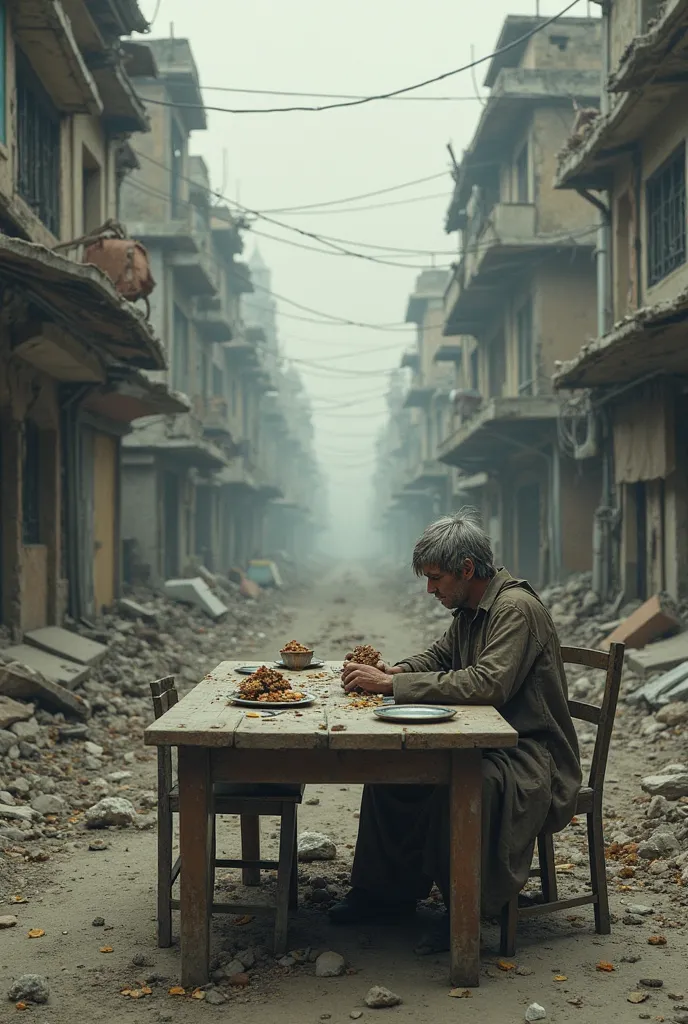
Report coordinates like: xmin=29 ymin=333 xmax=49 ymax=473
xmin=0 ymin=1 xmax=182 ymax=631
xmin=554 ymin=0 xmax=688 ymax=602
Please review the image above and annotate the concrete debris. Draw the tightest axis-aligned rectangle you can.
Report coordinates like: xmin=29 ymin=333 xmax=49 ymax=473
xmin=0 ymin=914 xmax=18 ymax=928
xmin=7 ymin=974 xmax=50 ymax=1005
xmin=364 ymin=986 xmax=402 ymax=1009
xmin=0 ymin=661 xmax=89 ymax=717
xmin=637 ymin=826 xmax=680 ymax=860
xmin=298 ymin=831 xmax=337 ymax=861
xmin=656 ymin=702 xmax=688 ymax=726
xmin=117 ymin=598 xmax=158 ymax=623
xmin=0 ymin=646 xmax=89 ymax=690
xmin=163 ymin=577 xmax=228 ymax=620
xmin=525 ymin=1004 xmax=547 ymax=1022
xmin=0 ymin=695 xmax=34 ymax=730
xmin=0 ymin=803 xmax=35 ymax=822
xmin=602 ymin=593 xmax=683 ymax=651
xmin=315 ymin=951 xmax=346 ymax=977
xmin=85 ymin=797 xmax=137 ymax=828
xmin=641 ymin=772 xmax=688 ymax=799
xmin=25 ymin=626 xmax=108 ymax=666
xmin=629 ymin=662 xmax=688 ymax=708
xmin=627 ymin=635 xmax=688 ymax=679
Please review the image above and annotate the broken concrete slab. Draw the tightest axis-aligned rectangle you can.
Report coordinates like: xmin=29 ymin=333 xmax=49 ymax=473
xmin=163 ymin=577 xmax=228 ymax=620
xmin=0 ymin=646 xmax=89 ymax=692
xmin=626 ymin=634 xmax=688 ymax=678
xmin=0 ymin=695 xmax=35 ymax=730
xmin=247 ymin=560 xmax=283 ymax=589
xmin=659 ymin=676 xmax=688 ymax=706
xmin=627 ymin=661 xmax=688 ymax=707
xmin=25 ymin=626 xmax=107 ymax=666
xmin=118 ymin=598 xmax=158 ymax=624
xmin=602 ymin=592 xmax=682 ymax=650
xmin=0 ymin=662 xmax=88 ymax=719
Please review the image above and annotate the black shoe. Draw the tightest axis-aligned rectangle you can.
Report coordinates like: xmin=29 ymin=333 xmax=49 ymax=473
xmin=329 ymin=888 xmax=416 ymax=926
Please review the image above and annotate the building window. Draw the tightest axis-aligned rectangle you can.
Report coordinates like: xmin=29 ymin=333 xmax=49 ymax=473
xmin=0 ymin=1 xmax=6 ymax=144
xmin=172 ymin=305 xmax=189 ymax=393
xmin=646 ymin=144 xmax=686 ymax=286
xmin=516 ymin=298 xmax=534 ymax=395
xmin=469 ymin=348 xmax=479 ymax=391
xmin=22 ymin=420 xmax=41 ymax=545
xmin=514 ymin=143 xmax=529 ymax=203
xmin=16 ymin=49 xmax=61 ymax=236
xmin=171 ymin=119 xmax=185 ymax=218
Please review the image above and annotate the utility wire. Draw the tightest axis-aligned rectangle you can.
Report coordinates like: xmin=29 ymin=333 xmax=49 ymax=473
xmin=260 ymin=172 xmax=449 ymax=213
xmin=140 ymin=2 xmax=581 ymax=115
xmin=200 ymin=86 xmax=489 ymax=102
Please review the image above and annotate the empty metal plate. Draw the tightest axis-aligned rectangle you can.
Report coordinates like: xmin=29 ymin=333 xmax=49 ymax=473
xmin=373 ymin=704 xmax=457 ymax=724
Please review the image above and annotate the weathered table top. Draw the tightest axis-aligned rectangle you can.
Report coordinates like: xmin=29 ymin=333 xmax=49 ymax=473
xmin=144 ymin=661 xmax=518 ymax=752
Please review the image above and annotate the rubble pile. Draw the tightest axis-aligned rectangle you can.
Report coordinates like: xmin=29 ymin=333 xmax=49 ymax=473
xmin=0 ymin=580 xmax=291 ymax=893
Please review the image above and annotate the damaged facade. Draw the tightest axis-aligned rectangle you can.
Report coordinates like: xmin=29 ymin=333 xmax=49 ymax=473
xmin=0 ymin=0 xmax=184 ymax=632
xmin=119 ymin=38 xmax=322 ymax=583
xmin=378 ymin=15 xmax=605 ymax=586
xmin=554 ymin=0 xmax=688 ymax=602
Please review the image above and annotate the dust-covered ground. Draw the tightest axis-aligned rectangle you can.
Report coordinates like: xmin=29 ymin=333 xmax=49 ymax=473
xmin=1 ymin=566 xmax=687 ymax=1024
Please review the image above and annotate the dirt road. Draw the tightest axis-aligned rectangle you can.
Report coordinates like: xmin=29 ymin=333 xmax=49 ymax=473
xmin=2 ymin=566 xmax=687 ymax=1023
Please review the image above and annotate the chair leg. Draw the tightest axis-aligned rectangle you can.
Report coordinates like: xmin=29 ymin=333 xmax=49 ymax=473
xmin=210 ymin=815 xmax=217 ymax=906
xmin=289 ymin=808 xmax=299 ymax=912
xmin=499 ymin=896 xmax=518 ymax=958
xmin=240 ymin=815 xmax=261 ymax=887
xmin=588 ymin=809 xmax=610 ymax=934
xmin=157 ymin=801 xmax=173 ymax=948
xmin=274 ymin=803 xmax=297 ymax=955
xmin=537 ymin=832 xmax=558 ymax=903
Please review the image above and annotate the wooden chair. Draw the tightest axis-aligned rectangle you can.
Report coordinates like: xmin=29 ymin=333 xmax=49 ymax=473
xmin=500 ymin=642 xmax=625 ymax=956
xmin=150 ymin=676 xmax=304 ymax=954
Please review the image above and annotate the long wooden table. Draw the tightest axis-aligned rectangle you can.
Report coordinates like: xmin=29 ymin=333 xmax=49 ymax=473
xmin=144 ymin=661 xmax=517 ymax=988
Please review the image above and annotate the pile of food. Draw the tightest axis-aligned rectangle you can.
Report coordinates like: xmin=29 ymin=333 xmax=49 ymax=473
xmin=349 ymin=644 xmax=382 ymax=666
xmin=281 ymin=640 xmax=312 ymax=653
xmin=237 ymin=665 xmax=305 ymax=703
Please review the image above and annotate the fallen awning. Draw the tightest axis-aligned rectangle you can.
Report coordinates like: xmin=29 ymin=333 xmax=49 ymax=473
xmin=554 ymin=288 xmax=688 ymax=388
xmin=0 ymin=236 xmax=165 ymax=370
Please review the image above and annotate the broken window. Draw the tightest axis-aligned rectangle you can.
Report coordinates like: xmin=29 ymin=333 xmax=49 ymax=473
xmin=22 ymin=420 xmax=41 ymax=545
xmin=16 ymin=48 xmax=61 ymax=236
xmin=646 ymin=144 xmax=686 ymax=287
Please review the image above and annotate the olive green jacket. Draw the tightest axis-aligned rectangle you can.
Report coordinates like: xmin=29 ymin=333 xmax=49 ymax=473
xmin=394 ymin=568 xmax=581 ymax=832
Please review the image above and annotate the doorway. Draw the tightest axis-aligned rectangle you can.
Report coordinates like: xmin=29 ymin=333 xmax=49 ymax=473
xmin=634 ymin=481 xmax=648 ymax=601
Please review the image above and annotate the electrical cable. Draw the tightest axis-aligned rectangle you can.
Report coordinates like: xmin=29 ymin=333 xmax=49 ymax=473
xmin=139 ymin=2 xmax=582 ymax=116
xmin=259 ymin=172 xmax=449 ymax=213
xmin=200 ymin=86 xmax=489 ymax=102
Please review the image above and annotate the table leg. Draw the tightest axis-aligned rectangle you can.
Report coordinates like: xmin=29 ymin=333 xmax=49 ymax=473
xmin=178 ymin=746 xmax=213 ymax=988
xmin=449 ymin=749 xmax=482 ymax=987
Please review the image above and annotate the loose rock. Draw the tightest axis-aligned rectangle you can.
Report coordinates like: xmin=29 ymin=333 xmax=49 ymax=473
xmin=641 ymin=773 xmax=688 ymax=799
xmin=365 ymin=986 xmax=402 ymax=1009
xmin=7 ymin=974 xmax=50 ymax=1005
xmin=525 ymin=1004 xmax=547 ymax=1022
xmin=638 ymin=826 xmax=680 ymax=860
xmin=0 ymin=915 xmax=18 ymax=928
xmin=298 ymin=831 xmax=337 ymax=861
xmin=85 ymin=797 xmax=137 ymax=828
xmin=31 ymin=794 xmax=68 ymax=816
xmin=205 ymin=988 xmax=227 ymax=1005
xmin=316 ymin=951 xmax=346 ymax=978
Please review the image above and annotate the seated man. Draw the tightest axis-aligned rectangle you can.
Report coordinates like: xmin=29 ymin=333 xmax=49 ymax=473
xmin=332 ymin=508 xmax=581 ymax=950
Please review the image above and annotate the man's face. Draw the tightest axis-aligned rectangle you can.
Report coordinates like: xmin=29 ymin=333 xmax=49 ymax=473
xmin=422 ymin=564 xmax=472 ymax=610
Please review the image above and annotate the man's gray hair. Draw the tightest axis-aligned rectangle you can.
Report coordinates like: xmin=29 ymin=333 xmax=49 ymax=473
xmin=412 ymin=507 xmax=496 ymax=580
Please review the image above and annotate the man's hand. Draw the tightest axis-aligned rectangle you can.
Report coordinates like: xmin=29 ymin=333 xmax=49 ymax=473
xmin=341 ymin=663 xmax=395 ymax=695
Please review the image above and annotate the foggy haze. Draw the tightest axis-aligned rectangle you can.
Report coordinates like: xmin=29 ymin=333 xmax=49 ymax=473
xmin=136 ymin=0 xmax=591 ymax=559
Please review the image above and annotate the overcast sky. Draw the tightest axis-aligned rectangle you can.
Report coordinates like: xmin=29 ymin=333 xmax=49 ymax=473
xmin=136 ymin=0 xmax=594 ymax=558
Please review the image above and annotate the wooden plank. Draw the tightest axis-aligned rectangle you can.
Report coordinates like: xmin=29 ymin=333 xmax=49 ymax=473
xmin=144 ymin=665 xmax=246 ymax=747
xmin=449 ymin=749 xmax=482 ymax=988
xmin=211 ymin=748 xmax=451 ymax=786
xmin=402 ymin=706 xmax=518 ymax=750
xmin=178 ymin=746 xmax=213 ymax=988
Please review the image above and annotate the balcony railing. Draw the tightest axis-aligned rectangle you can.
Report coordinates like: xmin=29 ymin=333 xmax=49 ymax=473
xmin=16 ymin=49 xmax=61 ymax=237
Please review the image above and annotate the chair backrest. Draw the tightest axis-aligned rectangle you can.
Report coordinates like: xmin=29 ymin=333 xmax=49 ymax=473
xmin=561 ymin=643 xmax=625 ymax=793
xmin=150 ymin=676 xmax=178 ymax=794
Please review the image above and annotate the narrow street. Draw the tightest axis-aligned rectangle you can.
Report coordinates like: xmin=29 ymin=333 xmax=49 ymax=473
xmin=2 ymin=568 xmax=687 ymax=1024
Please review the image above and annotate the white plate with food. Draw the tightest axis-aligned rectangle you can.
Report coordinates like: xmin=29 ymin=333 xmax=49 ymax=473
xmin=230 ymin=691 xmax=316 ymax=708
